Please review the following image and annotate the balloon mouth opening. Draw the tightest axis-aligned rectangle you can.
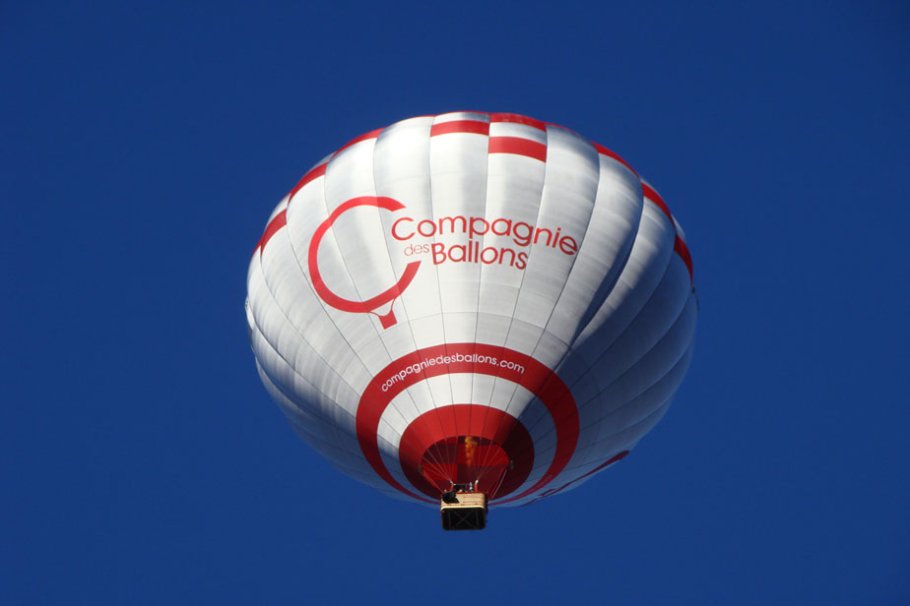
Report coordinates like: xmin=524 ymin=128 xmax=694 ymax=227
xmin=397 ymin=404 xmax=537 ymax=501
xmin=418 ymin=436 xmax=509 ymax=495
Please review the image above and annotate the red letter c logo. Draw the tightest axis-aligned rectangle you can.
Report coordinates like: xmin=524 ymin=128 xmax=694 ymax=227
xmin=308 ymin=196 xmax=421 ymax=329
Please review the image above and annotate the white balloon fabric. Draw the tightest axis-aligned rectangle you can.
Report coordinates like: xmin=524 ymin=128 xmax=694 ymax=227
xmin=246 ymin=112 xmax=696 ymax=507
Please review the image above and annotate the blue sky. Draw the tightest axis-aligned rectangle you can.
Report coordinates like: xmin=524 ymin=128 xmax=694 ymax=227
xmin=3 ymin=1 xmax=908 ymax=604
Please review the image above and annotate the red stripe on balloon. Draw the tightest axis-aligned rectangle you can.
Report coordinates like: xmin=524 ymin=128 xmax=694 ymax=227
xmin=490 ymin=112 xmax=548 ymax=131
xmin=288 ymin=163 xmax=327 ymax=200
xmin=641 ymin=182 xmax=673 ymax=222
xmin=674 ymin=236 xmax=694 ymax=281
xmin=641 ymin=182 xmax=695 ymax=283
xmin=255 ymin=210 xmax=287 ymax=253
xmin=592 ymin=142 xmax=638 ymax=175
xmin=355 ymin=343 xmax=578 ymax=504
xmin=430 ymin=120 xmax=490 ymax=137
xmin=488 ymin=137 xmax=547 ymax=162
xmin=336 ymin=127 xmax=383 ymax=154
xmin=290 ymin=127 xmax=382 ymax=201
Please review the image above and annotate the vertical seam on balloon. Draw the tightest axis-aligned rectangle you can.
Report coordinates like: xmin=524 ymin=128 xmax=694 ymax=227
xmin=567 ymin=334 xmax=695 ymax=480
xmin=249 ymin=319 xmax=338 ymax=450
xmin=463 ymin=112 xmax=494 ymax=485
xmin=477 ymin=117 xmax=553 ymax=490
xmin=481 ymin=128 xmax=583 ymax=493
xmin=516 ymin=204 xmax=679 ymax=487
xmin=468 ymin=112 xmax=510 ymax=478
xmin=469 ymin=114 xmax=515 ymax=482
xmin=312 ymin=140 xmax=426 ymax=458
xmin=370 ymin=118 xmax=452 ymax=490
xmin=411 ymin=115 xmax=453 ymax=483
xmin=597 ymin=403 xmax=671 ymax=449
xmin=571 ymin=155 xmax=645 ymax=341
xmin=579 ymin=337 xmax=695 ymax=438
xmin=263 ymin=226 xmax=375 ymax=461
xmin=582 ymin=295 xmax=697 ymax=422
xmin=251 ymin=263 xmax=367 ymax=460
xmin=528 ymin=283 xmax=695 ymax=468
xmin=417 ymin=119 xmax=461 ymax=487
xmin=641 ymin=180 xmax=694 ymax=283
xmin=490 ymin=129 xmax=569 ymax=494
xmin=262 ymin=159 xmax=372 ymax=458
xmin=564 ymin=203 xmax=676 ymax=391
xmin=425 ymin=113 xmax=471 ymax=483
xmin=247 ymin=266 xmax=365 ymax=460
xmin=494 ymin=129 xmax=601 ymax=490
xmin=488 ymin=138 xmax=574 ymax=494
xmin=505 ymin=148 xmax=645 ymax=498
xmin=566 ymin=206 xmax=683 ymax=405
xmin=424 ymin=112 xmax=495 ymax=481
xmin=539 ymin=254 xmax=680 ymax=452
xmin=310 ymin=130 xmax=437 ymax=493
xmin=538 ymin=139 xmax=606 ymax=343
xmin=280 ymin=134 xmax=420 ymax=471
xmin=557 ymin=403 xmax=674 ymax=499
xmin=540 ymin=410 xmax=667 ymax=506
xmin=253 ymin=238 xmax=363 ymax=458
xmin=578 ymin=253 xmax=691 ymax=410
xmin=251 ymin=327 xmax=362 ymax=463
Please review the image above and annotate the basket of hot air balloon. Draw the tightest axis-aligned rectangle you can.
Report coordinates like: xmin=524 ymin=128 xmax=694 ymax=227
xmin=246 ymin=112 xmax=697 ymax=529
xmin=440 ymin=486 xmax=487 ymax=531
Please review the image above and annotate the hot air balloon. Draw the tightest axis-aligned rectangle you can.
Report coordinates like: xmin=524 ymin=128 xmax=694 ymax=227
xmin=246 ymin=112 xmax=696 ymax=530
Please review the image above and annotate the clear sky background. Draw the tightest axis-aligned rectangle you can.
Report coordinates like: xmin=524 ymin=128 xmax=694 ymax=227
xmin=3 ymin=1 xmax=908 ymax=604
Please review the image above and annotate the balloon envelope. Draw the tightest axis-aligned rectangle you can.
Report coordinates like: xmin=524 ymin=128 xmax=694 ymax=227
xmin=246 ymin=112 xmax=696 ymax=508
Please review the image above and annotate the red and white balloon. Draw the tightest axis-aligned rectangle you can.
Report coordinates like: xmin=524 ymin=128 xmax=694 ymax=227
xmin=246 ymin=112 xmax=696 ymax=507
